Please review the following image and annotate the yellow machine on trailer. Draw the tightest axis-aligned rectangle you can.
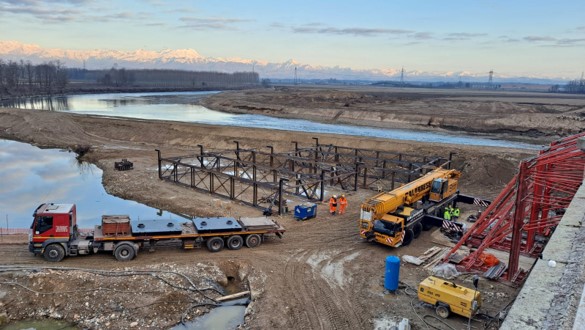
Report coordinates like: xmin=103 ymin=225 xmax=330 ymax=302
xmin=418 ymin=276 xmax=481 ymax=319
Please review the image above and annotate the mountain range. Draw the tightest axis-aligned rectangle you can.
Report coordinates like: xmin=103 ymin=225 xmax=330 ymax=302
xmin=0 ymin=40 xmax=570 ymax=84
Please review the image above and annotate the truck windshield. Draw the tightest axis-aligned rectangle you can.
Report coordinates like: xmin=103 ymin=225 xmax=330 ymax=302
xmin=34 ymin=216 xmax=53 ymax=233
xmin=373 ymin=220 xmax=400 ymax=236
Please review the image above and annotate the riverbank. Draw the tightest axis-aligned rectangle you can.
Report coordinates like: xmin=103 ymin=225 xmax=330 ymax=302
xmin=199 ymin=86 xmax=585 ymax=144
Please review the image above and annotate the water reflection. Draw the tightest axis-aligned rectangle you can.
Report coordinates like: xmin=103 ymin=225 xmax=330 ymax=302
xmin=2 ymin=95 xmax=70 ymax=111
xmin=172 ymin=305 xmax=246 ymax=330
xmin=0 ymin=91 xmax=540 ymax=149
xmin=0 ymin=139 xmax=179 ymax=229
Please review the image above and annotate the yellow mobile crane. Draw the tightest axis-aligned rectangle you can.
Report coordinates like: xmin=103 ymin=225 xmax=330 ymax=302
xmin=359 ymin=167 xmax=466 ymax=248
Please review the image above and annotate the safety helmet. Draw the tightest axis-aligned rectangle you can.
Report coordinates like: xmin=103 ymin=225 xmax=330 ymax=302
xmin=333 ymin=195 xmax=337 ymax=198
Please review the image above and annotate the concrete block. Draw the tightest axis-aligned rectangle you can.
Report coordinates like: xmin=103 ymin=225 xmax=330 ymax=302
xmin=574 ymin=283 xmax=585 ymax=330
xmin=578 ymin=137 xmax=585 ymax=152
xmin=559 ymin=203 xmax=585 ymax=228
xmin=501 ymin=260 xmax=566 ymax=330
xmin=543 ymin=224 xmax=579 ymax=263
xmin=558 ymin=184 xmax=585 ymax=228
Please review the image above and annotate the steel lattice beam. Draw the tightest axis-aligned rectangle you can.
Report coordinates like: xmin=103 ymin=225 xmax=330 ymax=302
xmin=443 ymin=132 xmax=585 ymax=283
xmin=155 ymin=138 xmax=452 ymax=214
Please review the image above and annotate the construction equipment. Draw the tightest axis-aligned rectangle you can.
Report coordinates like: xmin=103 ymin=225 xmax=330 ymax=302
xmin=28 ymin=203 xmax=285 ymax=262
xmin=114 ymin=159 xmax=133 ymax=171
xmin=418 ymin=276 xmax=481 ymax=319
xmin=359 ymin=167 xmax=488 ymax=248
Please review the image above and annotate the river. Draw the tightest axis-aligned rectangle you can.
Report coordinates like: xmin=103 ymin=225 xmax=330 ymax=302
xmin=0 ymin=139 xmax=180 ymax=229
xmin=0 ymin=91 xmax=540 ymax=150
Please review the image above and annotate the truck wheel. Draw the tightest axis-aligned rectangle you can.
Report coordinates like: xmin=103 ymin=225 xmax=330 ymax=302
xmin=207 ymin=237 xmax=224 ymax=252
xmin=114 ymin=244 xmax=136 ymax=261
xmin=402 ymin=229 xmax=414 ymax=246
xmin=413 ymin=223 xmax=423 ymax=238
xmin=436 ymin=304 xmax=450 ymax=319
xmin=245 ymin=234 xmax=261 ymax=248
xmin=43 ymin=244 xmax=65 ymax=262
xmin=227 ymin=235 xmax=243 ymax=250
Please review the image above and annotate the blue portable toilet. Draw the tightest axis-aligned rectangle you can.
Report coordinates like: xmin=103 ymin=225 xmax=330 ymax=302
xmin=384 ymin=255 xmax=400 ymax=291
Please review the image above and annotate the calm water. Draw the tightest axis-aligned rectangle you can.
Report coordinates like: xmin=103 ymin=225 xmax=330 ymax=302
xmin=1 ymin=92 xmax=540 ymax=150
xmin=172 ymin=298 xmax=247 ymax=330
xmin=0 ymin=139 xmax=180 ymax=229
xmin=1 ymin=319 xmax=77 ymax=330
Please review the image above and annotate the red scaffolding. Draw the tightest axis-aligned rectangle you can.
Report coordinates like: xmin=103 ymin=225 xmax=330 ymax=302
xmin=443 ymin=132 xmax=585 ymax=283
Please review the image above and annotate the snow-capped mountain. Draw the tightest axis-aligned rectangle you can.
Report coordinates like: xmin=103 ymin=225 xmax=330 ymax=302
xmin=0 ymin=40 xmax=570 ymax=83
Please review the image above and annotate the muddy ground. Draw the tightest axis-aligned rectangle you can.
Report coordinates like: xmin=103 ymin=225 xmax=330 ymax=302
xmin=1 ymin=86 xmax=580 ymax=329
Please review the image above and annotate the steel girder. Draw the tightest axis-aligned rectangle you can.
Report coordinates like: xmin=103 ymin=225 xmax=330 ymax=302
xmin=443 ymin=132 xmax=585 ymax=284
xmin=156 ymin=139 xmax=450 ymax=214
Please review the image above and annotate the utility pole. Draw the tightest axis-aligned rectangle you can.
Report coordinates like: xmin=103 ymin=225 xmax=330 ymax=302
xmin=294 ymin=67 xmax=298 ymax=85
xmin=400 ymin=67 xmax=405 ymax=86
xmin=488 ymin=70 xmax=494 ymax=84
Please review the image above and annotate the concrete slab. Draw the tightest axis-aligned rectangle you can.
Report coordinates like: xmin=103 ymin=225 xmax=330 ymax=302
xmin=543 ymin=224 xmax=580 ymax=263
xmin=560 ymin=195 xmax=585 ymax=228
xmin=578 ymin=137 xmax=585 ymax=152
xmin=574 ymin=283 xmax=585 ymax=330
xmin=501 ymin=259 xmax=566 ymax=330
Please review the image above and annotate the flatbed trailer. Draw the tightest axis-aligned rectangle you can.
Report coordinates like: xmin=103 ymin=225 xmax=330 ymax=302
xmin=29 ymin=203 xmax=285 ymax=262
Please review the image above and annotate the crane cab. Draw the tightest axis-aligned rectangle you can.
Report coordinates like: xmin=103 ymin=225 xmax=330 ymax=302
xmin=429 ymin=177 xmax=458 ymax=202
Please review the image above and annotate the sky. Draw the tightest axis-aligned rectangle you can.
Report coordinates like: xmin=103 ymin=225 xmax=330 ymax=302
xmin=0 ymin=0 xmax=584 ymax=79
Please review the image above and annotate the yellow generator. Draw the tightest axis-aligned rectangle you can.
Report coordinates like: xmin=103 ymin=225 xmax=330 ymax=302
xmin=417 ymin=276 xmax=481 ymax=319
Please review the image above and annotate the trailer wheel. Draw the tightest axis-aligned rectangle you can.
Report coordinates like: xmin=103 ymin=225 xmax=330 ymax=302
xmin=43 ymin=244 xmax=65 ymax=262
xmin=227 ymin=235 xmax=243 ymax=250
xmin=114 ymin=243 xmax=136 ymax=262
xmin=207 ymin=237 xmax=224 ymax=252
xmin=413 ymin=223 xmax=423 ymax=238
xmin=436 ymin=304 xmax=450 ymax=319
xmin=402 ymin=229 xmax=414 ymax=246
xmin=245 ymin=234 xmax=261 ymax=248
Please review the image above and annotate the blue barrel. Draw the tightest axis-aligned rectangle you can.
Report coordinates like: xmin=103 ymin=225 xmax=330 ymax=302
xmin=384 ymin=255 xmax=400 ymax=291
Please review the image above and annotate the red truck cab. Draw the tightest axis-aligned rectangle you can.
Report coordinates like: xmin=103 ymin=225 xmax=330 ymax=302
xmin=29 ymin=203 xmax=77 ymax=260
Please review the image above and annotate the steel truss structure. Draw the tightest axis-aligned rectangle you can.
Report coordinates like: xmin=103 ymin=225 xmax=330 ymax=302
xmin=444 ymin=132 xmax=585 ymax=283
xmin=156 ymin=138 xmax=453 ymax=214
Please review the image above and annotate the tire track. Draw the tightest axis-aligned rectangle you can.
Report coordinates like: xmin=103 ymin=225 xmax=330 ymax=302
xmin=281 ymin=247 xmax=366 ymax=329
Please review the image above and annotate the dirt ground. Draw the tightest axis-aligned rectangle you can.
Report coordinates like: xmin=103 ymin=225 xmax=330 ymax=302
xmin=1 ymin=86 xmax=578 ymax=329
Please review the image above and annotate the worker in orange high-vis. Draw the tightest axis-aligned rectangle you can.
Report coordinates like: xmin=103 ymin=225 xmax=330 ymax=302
xmin=329 ymin=195 xmax=338 ymax=215
xmin=338 ymin=194 xmax=348 ymax=214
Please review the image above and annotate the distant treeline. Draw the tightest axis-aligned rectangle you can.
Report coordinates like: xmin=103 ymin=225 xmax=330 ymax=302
xmin=0 ymin=60 xmax=68 ymax=98
xmin=69 ymin=68 xmax=260 ymax=88
xmin=0 ymin=57 xmax=261 ymax=99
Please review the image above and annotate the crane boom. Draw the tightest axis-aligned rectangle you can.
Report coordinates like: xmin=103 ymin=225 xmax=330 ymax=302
xmin=362 ymin=168 xmax=461 ymax=218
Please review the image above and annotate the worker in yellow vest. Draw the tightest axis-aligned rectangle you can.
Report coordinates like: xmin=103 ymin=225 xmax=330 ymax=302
xmin=443 ymin=208 xmax=452 ymax=221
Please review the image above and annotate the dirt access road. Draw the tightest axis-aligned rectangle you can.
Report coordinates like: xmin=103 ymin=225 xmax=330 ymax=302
xmin=1 ymin=86 xmax=576 ymax=329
